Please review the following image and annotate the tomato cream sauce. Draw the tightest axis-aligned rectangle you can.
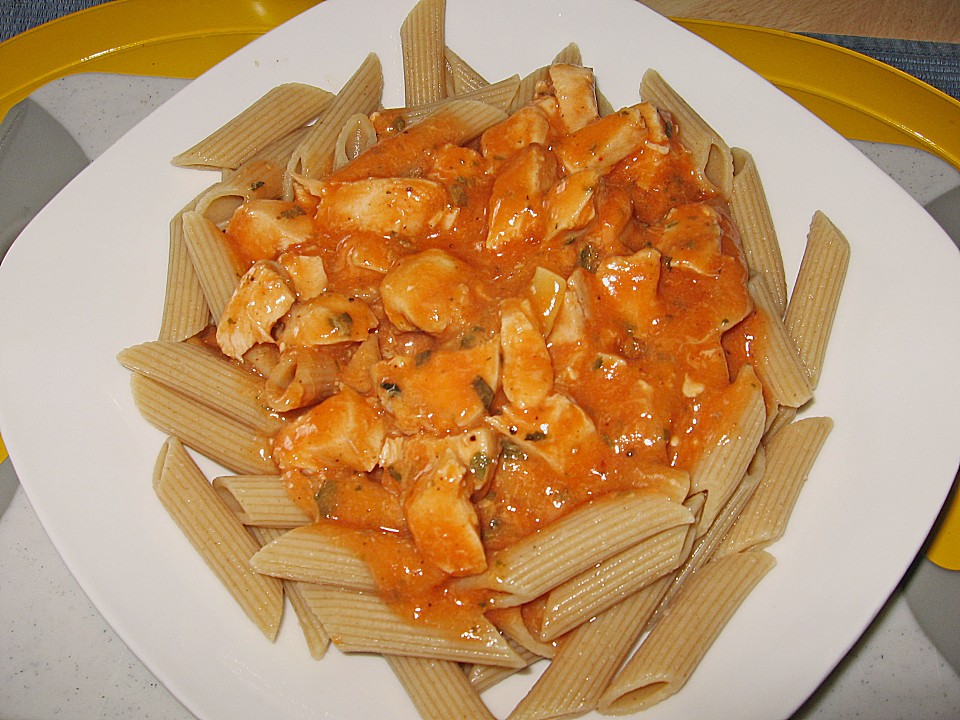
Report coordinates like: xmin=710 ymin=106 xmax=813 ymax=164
xmin=214 ymin=67 xmax=759 ymax=638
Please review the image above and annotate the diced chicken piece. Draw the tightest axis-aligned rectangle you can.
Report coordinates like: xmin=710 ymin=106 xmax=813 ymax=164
xmin=655 ymin=204 xmax=724 ymax=276
xmin=272 ymin=387 xmax=387 ymax=477
xmin=340 ymin=335 xmax=382 ymax=394
xmin=480 ymin=105 xmax=551 ymax=165
xmin=341 ymin=234 xmax=400 ymax=275
xmin=553 ymin=105 xmax=649 ymax=175
xmin=546 ymin=269 xmax=587 ymax=348
xmin=275 ymin=293 xmax=378 ymax=348
xmin=225 ymin=199 xmax=314 ymax=264
xmin=486 ymin=393 xmax=597 ymax=474
xmin=217 ymin=260 xmax=297 ymax=360
xmin=277 ymin=252 xmax=327 ymax=300
xmin=307 ymin=177 xmax=449 ymax=240
xmin=584 ymin=247 xmax=662 ymax=336
xmin=425 ymin=143 xmax=488 ymax=188
xmin=372 ymin=335 xmax=501 ymax=434
xmin=527 ymin=266 xmax=567 ymax=336
xmin=380 ymin=249 xmax=477 ymax=335
xmin=500 ymin=299 xmax=553 ymax=409
xmin=548 ymin=64 xmax=600 ymax=134
xmin=544 ymin=169 xmax=601 ymax=241
xmin=382 ymin=433 xmax=490 ymax=576
xmin=486 ymin=144 xmax=558 ymax=252
xmin=636 ymin=102 xmax=670 ymax=147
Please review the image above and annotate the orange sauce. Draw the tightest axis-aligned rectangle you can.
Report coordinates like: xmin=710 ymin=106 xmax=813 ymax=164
xmin=220 ymin=87 xmax=759 ymax=640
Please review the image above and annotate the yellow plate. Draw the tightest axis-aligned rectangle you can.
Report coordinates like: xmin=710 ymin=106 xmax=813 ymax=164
xmin=0 ymin=0 xmax=958 ymax=566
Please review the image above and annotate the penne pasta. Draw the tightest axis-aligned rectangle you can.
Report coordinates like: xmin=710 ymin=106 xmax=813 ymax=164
xmin=731 ymin=147 xmax=788 ymax=314
xmin=454 ymin=492 xmax=693 ymax=606
xmin=118 ymin=340 xmax=282 ymax=435
xmin=688 ymin=365 xmax=766 ymax=537
xmin=171 ymin=83 xmax=334 ymax=169
xmin=717 ymin=416 xmax=833 ymax=557
xmin=508 ymin=575 xmax=673 ymax=720
xmin=388 ymin=655 xmax=497 ymax=720
xmin=246 ymin=525 xmax=331 ymax=659
xmin=598 ymin=551 xmax=776 ymax=714
xmin=286 ymin=53 xmax=384 ymax=185
xmin=400 ymin=0 xmax=447 ymax=106
xmin=157 ymin=211 xmax=210 ymax=342
xmin=131 ymin=374 xmax=277 ymax=476
xmin=212 ymin=474 xmax=313 ymax=528
xmin=538 ymin=522 xmax=689 ymax=641
xmin=249 ymin=522 xmax=383 ymax=590
xmin=180 ymin=210 xmax=244 ymax=321
xmin=640 ymin=68 xmax=733 ymax=197
xmin=122 ymin=3 xmax=850 ymax=716
xmin=300 ymin=584 xmax=525 ymax=668
xmin=784 ymin=210 xmax=851 ymax=388
xmin=152 ymin=436 xmax=283 ymax=639
xmin=747 ymin=273 xmax=814 ymax=411
xmin=444 ymin=45 xmax=489 ymax=94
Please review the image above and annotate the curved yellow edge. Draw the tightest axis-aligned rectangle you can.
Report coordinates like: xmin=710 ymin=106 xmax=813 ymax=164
xmin=0 ymin=1 xmax=957 ymax=564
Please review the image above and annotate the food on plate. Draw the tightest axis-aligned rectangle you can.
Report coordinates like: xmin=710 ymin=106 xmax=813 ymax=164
xmin=118 ymin=0 xmax=849 ymax=716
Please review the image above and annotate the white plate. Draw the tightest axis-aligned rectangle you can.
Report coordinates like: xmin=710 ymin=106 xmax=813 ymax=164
xmin=1 ymin=1 xmax=959 ymax=718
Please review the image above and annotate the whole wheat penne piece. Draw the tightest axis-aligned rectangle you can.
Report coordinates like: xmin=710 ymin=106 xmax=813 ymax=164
xmin=487 ymin=605 xmax=557 ymax=659
xmin=180 ymin=210 xmax=244 ymax=321
xmin=466 ymin=636 xmax=542 ymax=694
xmin=641 ymin=68 xmax=733 ymax=197
xmin=193 ymin=158 xmax=286 ymax=226
xmin=329 ymin=98 xmax=507 ymax=182
xmin=131 ymin=374 xmax=277 ymax=476
xmin=453 ymin=491 xmax=692 ymax=605
xmin=717 ymin=416 xmax=833 ymax=557
xmin=388 ymin=655 xmax=497 ymax=720
xmin=118 ymin=340 xmax=282 ymax=435
xmin=153 ymin=437 xmax=283 ymax=639
xmin=784 ymin=210 xmax=851 ymax=388
xmin=212 ymin=474 xmax=312 ymax=528
xmin=538 ymin=522 xmax=689 ymax=641
xmin=172 ymin=83 xmax=334 ymax=169
xmin=747 ymin=274 xmax=814 ymax=411
xmin=247 ymin=526 xmax=330 ymax=659
xmin=299 ymin=585 xmax=525 ymax=668
xmin=508 ymin=575 xmax=673 ymax=720
xmin=249 ymin=523 xmax=381 ymax=591
xmin=731 ymin=148 xmax=787 ymax=314
xmin=444 ymin=45 xmax=489 ymax=94
xmin=651 ymin=446 xmax=765 ymax=625
xmin=598 ymin=551 xmax=775 ymax=714
xmin=688 ymin=364 xmax=766 ymax=536
xmin=158 ymin=211 xmax=210 ymax=342
xmin=401 ymin=0 xmax=447 ymax=106
xmin=382 ymin=74 xmax=521 ymax=128
xmin=287 ymin=53 xmax=384 ymax=184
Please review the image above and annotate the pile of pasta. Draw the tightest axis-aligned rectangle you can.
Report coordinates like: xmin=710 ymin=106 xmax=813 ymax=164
xmin=118 ymin=0 xmax=849 ymax=717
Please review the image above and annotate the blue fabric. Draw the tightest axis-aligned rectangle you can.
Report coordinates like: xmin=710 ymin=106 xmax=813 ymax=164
xmin=806 ymin=33 xmax=960 ymax=102
xmin=0 ymin=0 xmax=112 ymax=42
xmin=0 ymin=2 xmax=957 ymax=101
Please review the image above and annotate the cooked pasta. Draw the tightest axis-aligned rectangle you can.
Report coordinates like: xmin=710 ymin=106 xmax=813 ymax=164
xmin=118 ymin=1 xmax=849 ymax=717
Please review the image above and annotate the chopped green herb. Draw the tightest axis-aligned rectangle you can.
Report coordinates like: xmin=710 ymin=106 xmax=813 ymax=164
xmin=578 ymin=243 xmax=600 ymax=273
xmin=414 ymin=349 xmax=433 ymax=366
xmin=524 ymin=430 xmax=547 ymax=442
xmin=469 ymin=452 xmax=492 ymax=480
xmin=250 ymin=180 xmax=265 ymax=191
xmin=279 ymin=205 xmax=306 ymax=220
xmin=500 ymin=441 xmax=527 ymax=461
xmin=471 ymin=376 xmax=495 ymax=410
xmin=328 ymin=312 xmax=354 ymax=334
